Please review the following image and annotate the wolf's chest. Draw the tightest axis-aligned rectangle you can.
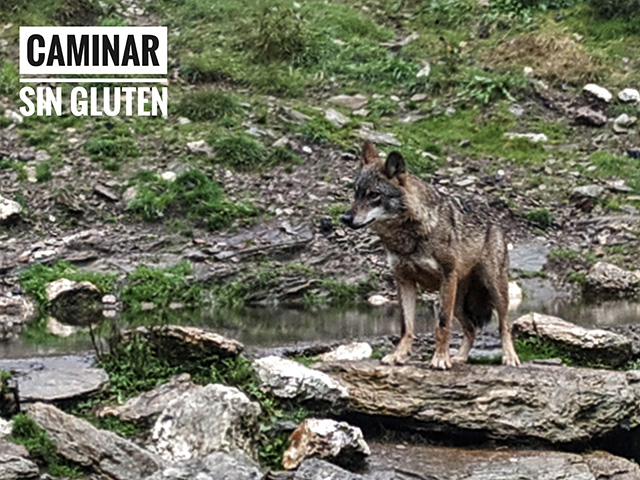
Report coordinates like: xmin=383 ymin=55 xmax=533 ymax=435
xmin=387 ymin=252 xmax=442 ymax=288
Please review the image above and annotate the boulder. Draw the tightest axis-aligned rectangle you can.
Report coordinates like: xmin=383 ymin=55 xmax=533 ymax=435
xmin=325 ymin=109 xmax=350 ymax=128
xmin=0 ymin=442 xmax=39 ymax=480
xmin=0 ymin=294 xmax=35 ymax=340
xmin=98 ymin=374 xmax=197 ymax=424
xmin=45 ymin=278 xmax=103 ymax=326
xmin=143 ymin=450 xmax=264 ymax=480
xmin=317 ymin=362 xmax=640 ymax=448
xmin=27 ymin=403 xmax=163 ymax=480
xmin=575 ymin=107 xmax=607 ymax=127
xmin=512 ymin=313 xmax=632 ymax=367
xmin=293 ymin=459 xmax=363 ymax=480
xmin=319 ymin=343 xmax=372 ymax=363
xmin=0 ymin=196 xmax=22 ymax=224
xmin=328 ymin=94 xmax=368 ymax=110
xmin=0 ymin=355 xmax=109 ymax=404
xmin=355 ymin=128 xmax=401 ymax=146
xmin=124 ymin=326 xmax=243 ymax=362
xmin=584 ymin=83 xmax=613 ymax=102
xmin=618 ymin=88 xmax=640 ymax=103
xmin=283 ymin=419 xmax=370 ymax=470
xmin=571 ymin=185 xmax=605 ymax=199
xmin=584 ymin=262 xmax=640 ymax=300
xmin=149 ymin=384 xmax=261 ymax=463
xmin=253 ymin=356 xmax=348 ymax=409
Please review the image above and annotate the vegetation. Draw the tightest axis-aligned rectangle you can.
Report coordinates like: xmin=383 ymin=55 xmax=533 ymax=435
xmin=525 ymin=209 xmax=553 ymax=229
xmin=126 ymin=170 xmax=258 ymax=229
xmin=10 ymin=414 xmax=84 ymax=478
xmin=175 ymin=90 xmax=242 ymax=121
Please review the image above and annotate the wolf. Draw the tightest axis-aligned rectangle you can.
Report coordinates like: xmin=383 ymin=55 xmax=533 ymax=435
xmin=341 ymin=141 xmax=520 ymax=369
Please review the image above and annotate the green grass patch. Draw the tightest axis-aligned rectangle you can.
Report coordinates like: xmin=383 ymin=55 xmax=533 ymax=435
xmin=121 ymin=261 xmax=202 ymax=314
xmin=85 ymin=136 xmax=139 ymax=172
xmin=174 ymin=90 xmax=242 ymax=122
xmin=36 ymin=162 xmax=52 ymax=182
xmin=524 ymin=208 xmax=553 ymax=229
xmin=9 ymin=414 xmax=84 ymax=478
xmin=19 ymin=261 xmax=115 ymax=315
xmin=210 ymin=134 xmax=265 ymax=171
xmin=459 ymin=68 xmax=527 ymax=105
xmin=0 ymin=59 xmax=19 ymax=98
xmin=589 ymin=151 xmax=640 ymax=193
xmin=126 ymin=170 xmax=258 ymax=229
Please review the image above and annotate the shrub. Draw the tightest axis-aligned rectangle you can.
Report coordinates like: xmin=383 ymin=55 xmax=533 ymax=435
xmin=588 ymin=0 xmax=640 ymax=19
xmin=459 ymin=69 xmax=526 ymax=105
xmin=85 ymin=136 xmax=139 ymax=171
xmin=211 ymin=134 xmax=265 ymax=170
xmin=525 ymin=208 xmax=553 ymax=229
xmin=174 ymin=90 xmax=241 ymax=121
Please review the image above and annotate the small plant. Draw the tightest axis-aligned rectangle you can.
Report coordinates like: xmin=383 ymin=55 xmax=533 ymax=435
xmin=524 ymin=209 xmax=553 ymax=229
xmin=175 ymin=90 xmax=241 ymax=122
xmin=459 ymin=69 xmax=526 ymax=105
xmin=210 ymin=134 xmax=265 ymax=171
xmin=121 ymin=261 xmax=202 ymax=313
xmin=267 ymin=146 xmax=301 ymax=167
xmin=0 ymin=370 xmax=11 ymax=393
xmin=85 ymin=136 xmax=139 ymax=171
xmin=0 ymin=59 xmax=19 ymax=97
xmin=10 ymin=414 xmax=84 ymax=478
xmin=36 ymin=162 xmax=52 ymax=182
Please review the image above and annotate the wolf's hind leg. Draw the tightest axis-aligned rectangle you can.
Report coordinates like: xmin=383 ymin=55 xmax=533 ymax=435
xmin=452 ymin=314 xmax=477 ymax=364
xmin=382 ymin=278 xmax=416 ymax=365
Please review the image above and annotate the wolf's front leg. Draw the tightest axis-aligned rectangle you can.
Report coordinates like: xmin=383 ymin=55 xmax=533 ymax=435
xmin=432 ymin=273 xmax=457 ymax=370
xmin=382 ymin=279 xmax=416 ymax=365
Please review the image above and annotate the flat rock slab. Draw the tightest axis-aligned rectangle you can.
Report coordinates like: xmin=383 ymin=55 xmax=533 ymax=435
xmin=98 ymin=373 xmax=197 ymax=423
xmin=317 ymin=362 xmax=640 ymax=447
xmin=513 ymin=313 xmax=633 ymax=367
xmin=125 ymin=325 xmax=243 ymax=361
xmin=0 ymin=355 xmax=109 ymax=403
xmin=286 ymin=445 xmax=640 ymax=480
xmin=27 ymin=403 xmax=163 ymax=480
xmin=143 ymin=450 xmax=264 ymax=480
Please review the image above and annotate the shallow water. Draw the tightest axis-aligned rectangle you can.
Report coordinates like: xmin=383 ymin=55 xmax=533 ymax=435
xmin=1 ymin=293 xmax=638 ymax=359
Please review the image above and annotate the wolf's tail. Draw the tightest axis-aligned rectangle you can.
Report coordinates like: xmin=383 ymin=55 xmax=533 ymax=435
xmin=463 ymin=280 xmax=494 ymax=328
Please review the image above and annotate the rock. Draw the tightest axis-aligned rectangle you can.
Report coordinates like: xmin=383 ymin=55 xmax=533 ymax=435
xmin=618 ymin=88 xmax=640 ymax=103
xmin=410 ymin=93 xmax=427 ymax=102
xmin=512 ymin=313 xmax=632 ymax=367
xmin=317 ymin=361 xmax=640 ymax=447
xmin=161 ymin=171 xmax=176 ymax=182
xmin=571 ymin=185 xmax=605 ymax=199
xmin=27 ymin=403 xmax=163 ymax=480
xmin=319 ymin=343 xmax=372 ymax=362
xmin=509 ymin=103 xmax=525 ymax=117
xmin=575 ymin=107 xmax=607 ymax=127
xmin=0 ymin=294 xmax=35 ymax=340
xmin=45 ymin=278 xmax=102 ymax=326
xmin=0 ymin=196 xmax=22 ymax=223
xmin=508 ymin=281 xmax=523 ymax=310
xmin=0 ymin=444 xmax=39 ymax=480
xmin=325 ymin=109 xmax=350 ymax=128
xmin=585 ymin=262 xmax=640 ymax=300
xmin=124 ymin=326 xmax=243 ymax=361
xmin=254 ymin=356 xmax=348 ymax=409
xmin=615 ymin=113 xmax=637 ymax=127
xmin=98 ymin=374 xmax=197 ymax=424
xmin=367 ymin=294 xmax=391 ymax=306
xmin=328 ymin=94 xmax=368 ymax=111
xmin=283 ymin=419 xmax=370 ymax=470
xmin=293 ymin=459 xmax=364 ymax=480
xmin=0 ymin=355 xmax=109 ymax=403
xmin=149 ymin=384 xmax=261 ymax=463
xmin=34 ymin=150 xmax=51 ymax=162
xmin=3 ymin=110 xmax=23 ymax=124
xmin=94 ymin=184 xmax=120 ymax=201
xmin=282 ymin=108 xmax=312 ymax=124
xmin=416 ymin=63 xmax=430 ymax=78
xmin=0 ymin=418 xmax=12 ymax=437
xmin=584 ymin=83 xmax=613 ymax=102
xmin=143 ymin=450 xmax=264 ymax=480
xmin=505 ymin=132 xmax=548 ymax=143
xmin=355 ymin=129 xmax=401 ymax=146
xmin=186 ymin=140 xmax=212 ymax=155
xmin=46 ymin=316 xmax=83 ymax=337
xmin=365 ymin=444 xmax=640 ymax=480
xmin=177 ymin=117 xmax=191 ymax=125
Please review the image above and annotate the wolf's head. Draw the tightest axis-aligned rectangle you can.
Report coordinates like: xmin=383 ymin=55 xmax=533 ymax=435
xmin=341 ymin=141 xmax=408 ymax=230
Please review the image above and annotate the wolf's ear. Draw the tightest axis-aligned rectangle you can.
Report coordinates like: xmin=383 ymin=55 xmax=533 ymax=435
xmin=385 ymin=151 xmax=406 ymax=183
xmin=362 ymin=140 xmax=379 ymax=165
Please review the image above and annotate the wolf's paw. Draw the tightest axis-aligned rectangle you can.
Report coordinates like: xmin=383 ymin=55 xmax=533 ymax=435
xmin=431 ymin=352 xmax=452 ymax=370
xmin=451 ymin=353 xmax=468 ymax=365
xmin=381 ymin=351 xmax=410 ymax=365
xmin=502 ymin=354 xmax=521 ymax=367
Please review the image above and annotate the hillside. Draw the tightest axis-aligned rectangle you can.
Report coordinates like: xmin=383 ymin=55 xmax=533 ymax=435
xmin=1 ymin=0 xmax=640 ymax=324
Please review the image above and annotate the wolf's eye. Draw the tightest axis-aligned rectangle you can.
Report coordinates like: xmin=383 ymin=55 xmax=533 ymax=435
xmin=367 ymin=192 xmax=381 ymax=202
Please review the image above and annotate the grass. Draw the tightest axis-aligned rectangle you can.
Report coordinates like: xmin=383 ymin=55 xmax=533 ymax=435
xmin=9 ymin=414 xmax=84 ymax=478
xmin=85 ymin=136 xmax=139 ymax=172
xmin=589 ymin=151 xmax=640 ymax=194
xmin=126 ymin=170 xmax=258 ymax=230
xmin=174 ymin=90 xmax=242 ymax=121
xmin=120 ymin=261 xmax=202 ymax=314
xmin=19 ymin=261 xmax=115 ymax=316
xmin=210 ymin=134 xmax=266 ymax=171
xmin=524 ymin=209 xmax=553 ymax=229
